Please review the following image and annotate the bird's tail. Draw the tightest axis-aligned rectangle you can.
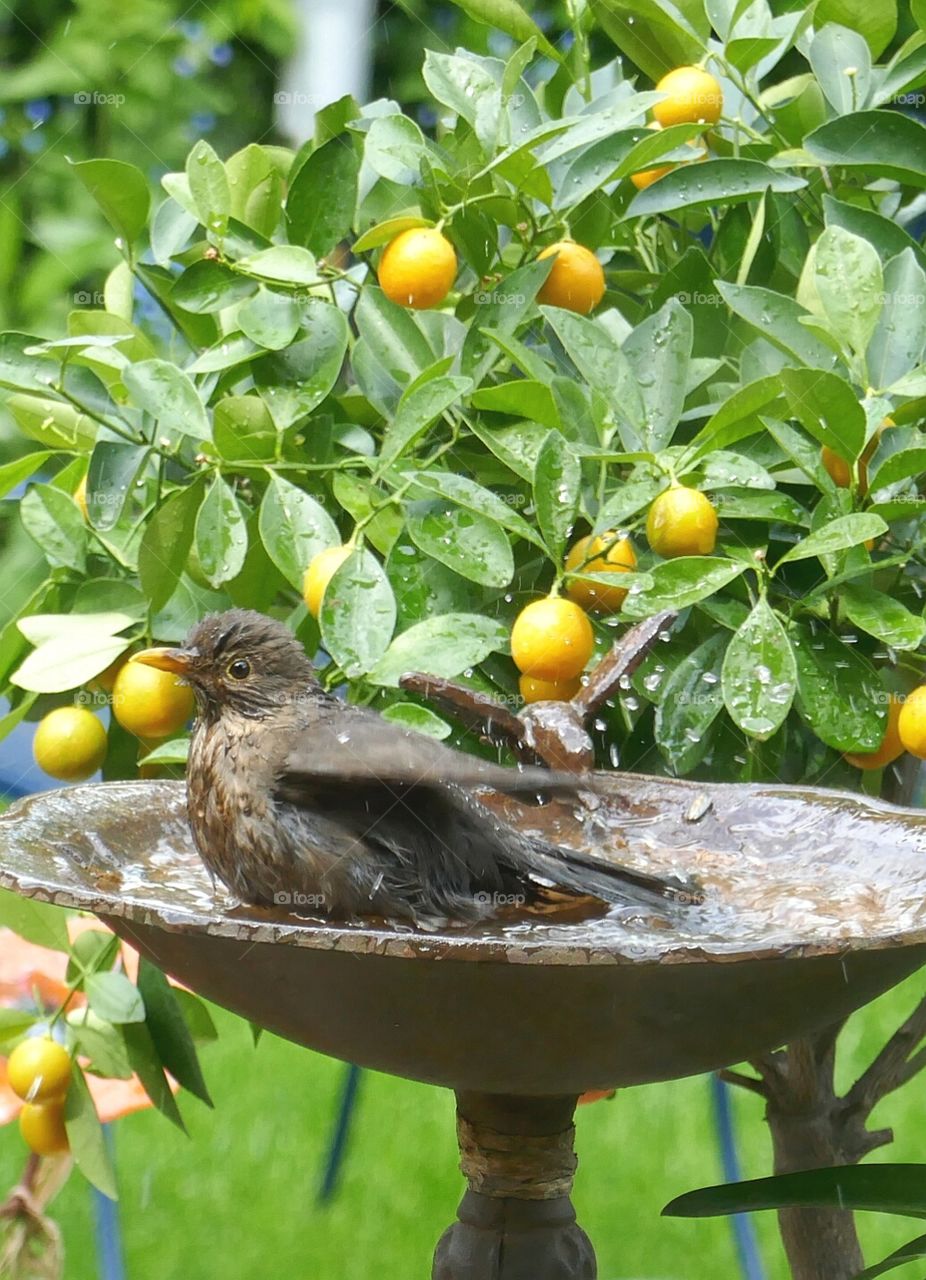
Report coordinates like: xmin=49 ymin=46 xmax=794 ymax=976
xmin=526 ymin=838 xmax=698 ymax=911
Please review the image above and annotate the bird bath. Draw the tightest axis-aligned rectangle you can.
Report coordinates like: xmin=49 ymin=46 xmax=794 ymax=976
xmin=2 ymin=775 xmax=926 ymax=1278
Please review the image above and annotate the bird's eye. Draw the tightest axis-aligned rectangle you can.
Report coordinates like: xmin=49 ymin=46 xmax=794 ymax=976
xmin=227 ymin=658 xmax=251 ymax=680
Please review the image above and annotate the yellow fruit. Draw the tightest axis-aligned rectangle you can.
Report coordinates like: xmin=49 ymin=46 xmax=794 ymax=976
xmin=519 ymin=673 xmax=582 ymax=704
xmin=378 ymin=228 xmax=457 ymax=309
xmin=19 ymin=1102 xmax=69 ymax=1156
xmin=74 ymin=476 xmax=89 ymax=521
xmin=112 ymin=661 xmax=194 ymax=739
xmin=646 ymin=486 xmax=718 ymax=558
xmin=33 ymin=707 xmax=107 ymax=782
xmin=653 ymin=66 xmax=723 ymax=128
xmin=537 ymin=242 xmax=605 ymax=314
xmin=511 ymin=597 xmax=595 ymax=682
xmin=7 ymin=1037 xmax=71 ymax=1103
xmin=821 ymin=418 xmax=893 ymax=495
xmin=565 ymin=532 xmax=636 ymax=613
xmin=898 ymin=687 xmax=926 ymax=760
xmin=845 ymin=696 xmax=905 ymax=770
xmin=303 ymin=545 xmax=353 ymax=618
xmin=89 ymin=654 xmax=129 ymax=694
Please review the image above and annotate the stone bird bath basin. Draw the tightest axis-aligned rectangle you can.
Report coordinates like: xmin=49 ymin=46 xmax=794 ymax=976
xmin=2 ymin=774 xmax=926 ymax=1278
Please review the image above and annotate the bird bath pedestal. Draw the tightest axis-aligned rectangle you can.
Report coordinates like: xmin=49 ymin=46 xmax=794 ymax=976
xmin=2 ymin=775 xmax=926 ymax=1279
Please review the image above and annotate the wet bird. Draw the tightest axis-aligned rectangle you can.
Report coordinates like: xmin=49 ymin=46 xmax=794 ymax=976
xmin=133 ymin=609 xmax=685 ymax=926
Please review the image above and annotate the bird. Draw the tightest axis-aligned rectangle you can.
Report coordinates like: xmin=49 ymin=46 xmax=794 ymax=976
xmin=132 ymin=609 xmax=691 ymax=927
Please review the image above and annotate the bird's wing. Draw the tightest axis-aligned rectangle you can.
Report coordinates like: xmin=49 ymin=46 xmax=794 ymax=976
xmin=278 ymin=703 xmax=584 ymax=798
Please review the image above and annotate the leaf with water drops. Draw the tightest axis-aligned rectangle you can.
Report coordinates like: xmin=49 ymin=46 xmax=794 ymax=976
xmin=722 ymin=600 xmax=796 ymax=741
xmin=792 ymin=623 xmax=886 ymax=752
xmin=775 ymin=512 xmax=887 ymax=567
xmin=867 ymin=248 xmax=926 ymax=389
xmin=194 ymin=475 xmax=248 ymax=588
xmin=320 ymin=547 xmax=396 ymax=678
xmin=655 ymin=631 xmax=728 ymax=775
xmin=805 ymin=110 xmax=926 ymax=185
xmin=813 ymin=226 xmax=883 ymax=359
xmin=370 ymin=612 xmax=508 ymax=687
xmin=380 ymin=703 xmax=452 ymax=739
xmin=380 ymin=375 xmax=471 ymax=467
xmin=20 ymin=482 xmax=88 ymax=573
xmin=542 ymin=307 xmax=646 ymax=451
xmin=626 ymin=160 xmax=807 ymax=219
xmin=258 ymin=473 xmax=339 ymax=591
xmin=622 ymin=557 xmax=746 ymax=619
xmin=123 ymin=360 xmax=210 ymax=443
xmin=286 ymin=136 xmax=359 ymax=256
xmin=841 ymin=585 xmax=926 ymax=651
xmin=533 ymin=430 xmax=580 ymax=561
xmin=186 ymin=140 xmax=230 ymax=238
xmin=715 ymin=282 xmax=837 ymax=370
xmin=623 ymin=299 xmax=693 ymax=452
xmin=407 ymin=504 xmax=514 ymax=588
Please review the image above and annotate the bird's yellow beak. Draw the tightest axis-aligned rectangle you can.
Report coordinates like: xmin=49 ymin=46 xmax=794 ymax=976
xmin=130 ymin=647 xmax=195 ymax=676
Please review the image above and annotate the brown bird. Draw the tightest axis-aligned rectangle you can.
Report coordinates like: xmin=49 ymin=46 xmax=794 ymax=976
xmin=133 ymin=609 xmax=687 ymax=926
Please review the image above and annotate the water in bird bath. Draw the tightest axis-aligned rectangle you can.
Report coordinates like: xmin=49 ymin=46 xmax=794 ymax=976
xmin=3 ymin=777 xmax=926 ymax=969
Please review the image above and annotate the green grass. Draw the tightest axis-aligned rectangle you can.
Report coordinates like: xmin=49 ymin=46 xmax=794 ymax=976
xmin=2 ymin=972 xmax=925 ymax=1279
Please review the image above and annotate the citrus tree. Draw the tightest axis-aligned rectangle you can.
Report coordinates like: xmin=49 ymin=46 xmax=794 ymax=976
xmin=2 ymin=0 xmax=926 ymax=1268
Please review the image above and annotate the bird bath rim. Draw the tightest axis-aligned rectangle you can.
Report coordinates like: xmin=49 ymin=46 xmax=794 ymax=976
xmin=2 ymin=776 xmax=926 ymax=970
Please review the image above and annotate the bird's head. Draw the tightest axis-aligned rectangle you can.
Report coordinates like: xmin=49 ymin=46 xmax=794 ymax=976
xmin=131 ymin=609 xmax=320 ymax=719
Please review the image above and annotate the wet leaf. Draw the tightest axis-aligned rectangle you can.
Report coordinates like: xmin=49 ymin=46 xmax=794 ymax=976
xmin=721 ymin=599 xmax=796 ymax=740
xmin=792 ymin=623 xmax=886 ymax=751
xmin=320 ymin=547 xmax=396 ymax=676
xmin=370 ymin=612 xmax=508 ymax=686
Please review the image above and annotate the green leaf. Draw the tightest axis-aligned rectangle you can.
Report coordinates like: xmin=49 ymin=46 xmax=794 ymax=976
xmin=258 ymin=474 xmax=339 ymax=591
xmin=869 ymin=446 xmax=926 ymax=492
xmin=67 ymin=1011 xmax=133 ymax=1080
xmin=857 ymin=1232 xmax=926 ymax=1279
xmin=8 ymin=394 xmax=96 ymax=451
xmin=0 ymin=887 xmax=69 ymax=950
xmin=471 ymin=380 xmax=560 ymax=427
xmin=592 ymin=0 xmax=708 ymax=81
xmin=623 ymin=299 xmax=693 ymax=451
xmin=370 ymin=612 xmax=509 ymax=686
xmin=684 ymin=376 xmax=782 ymax=463
xmin=594 ymin=478 xmax=663 ymax=533
xmin=868 ymin=249 xmax=926 ymax=389
xmin=462 ymin=259 xmax=553 ymax=386
xmin=86 ymin=971 xmax=146 ymax=1024
xmin=186 ymin=140 xmax=230 ymax=236
xmin=780 ymin=368 xmax=866 ymax=461
xmin=841 ymin=585 xmax=926 ymax=650
xmin=817 ymin=0 xmax=896 ymax=56
xmin=410 ymin=471 xmax=541 ymax=547
xmin=813 ymin=226 xmax=883 ymax=358
xmin=365 ymin=114 xmax=429 ymax=184
xmin=534 ymin=430 xmax=580 ymax=561
xmin=320 ymin=547 xmax=396 ymax=677
xmin=123 ymin=361 xmax=210 ymax=442
xmin=65 ymin=1064 xmax=118 ymax=1199
xmin=225 ymin=144 xmax=283 ymax=239
xmin=138 ymin=483 xmax=203 ymax=613
xmin=823 ymin=194 xmax=926 ymax=271
xmin=353 ymin=215 xmax=432 ymax=254
xmin=664 ymin=1164 xmax=926 ymax=1220
xmin=11 ymin=631 xmax=130 ymax=694
xmin=137 ymin=959 xmax=212 ymax=1106
xmin=542 ymin=307 xmax=645 ymax=450
xmin=380 ymin=375 xmax=471 ymax=466
xmin=213 ymin=396 xmax=277 ymax=462
xmin=407 ymin=505 xmax=514 ymax=588
xmin=138 ymin=736 xmax=190 ymax=767
xmin=721 ymin=599 xmax=796 ymax=740
xmin=237 ymin=288 xmax=302 ymax=351
xmin=194 ymin=476 xmax=248 ymax=588
xmin=72 ymin=159 xmax=150 ymax=245
xmin=380 ymin=703 xmax=452 ymax=739
xmin=792 ymin=624 xmax=886 ymax=751
xmin=123 ymin=1022 xmax=186 ymax=1131
xmin=20 ymin=482 xmax=88 ymax=572
xmin=253 ymin=304 xmax=349 ymax=429
xmin=716 ymin=281 xmax=837 ymax=370
xmin=287 ymin=137 xmax=359 ymax=255
xmin=809 ymin=24 xmax=872 ymax=114
xmin=655 ymin=632 xmax=728 ymax=774
xmin=626 ymin=160 xmax=806 ymax=218
xmin=447 ymin=0 xmax=558 ymax=58
xmin=237 ymin=245 xmax=320 ymax=287
xmin=713 ymin=489 xmax=807 ymax=524
xmin=622 ymin=558 xmax=746 ymax=618
xmin=805 ymin=111 xmax=926 ymax=186
xmin=172 ymin=260 xmax=257 ymax=314
xmin=775 ymin=513 xmax=887 ymax=566
xmin=0 ymin=450 xmax=56 ymax=499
